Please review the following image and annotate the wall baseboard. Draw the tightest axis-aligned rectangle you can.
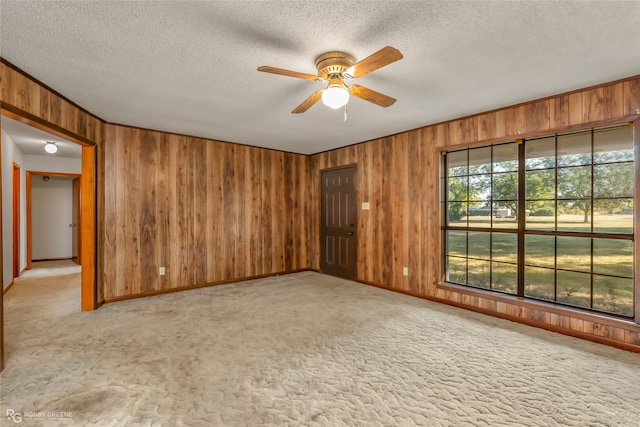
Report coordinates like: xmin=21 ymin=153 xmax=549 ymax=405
xmin=32 ymin=257 xmax=74 ymax=263
xmin=3 ymin=280 xmax=15 ymax=295
xmin=103 ymin=269 xmax=313 ymax=304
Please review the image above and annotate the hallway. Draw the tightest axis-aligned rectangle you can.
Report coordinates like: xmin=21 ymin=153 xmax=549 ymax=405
xmin=4 ymin=260 xmax=81 ymax=317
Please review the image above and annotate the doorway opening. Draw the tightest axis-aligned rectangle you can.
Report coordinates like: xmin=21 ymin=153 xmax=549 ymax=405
xmin=1 ymin=111 xmax=96 ymax=311
xmin=26 ymin=172 xmax=82 ymax=269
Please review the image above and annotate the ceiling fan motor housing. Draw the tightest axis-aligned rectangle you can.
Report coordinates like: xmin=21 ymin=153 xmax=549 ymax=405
xmin=315 ymin=51 xmax=355 ymax=79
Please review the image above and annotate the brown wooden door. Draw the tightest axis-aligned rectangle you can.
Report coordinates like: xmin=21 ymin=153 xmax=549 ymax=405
xmin=72 ymin=177 xmax=81 ymax=264
xmin=12 ymin=162 xmax=20 ymax=278
xmin=320 ymin=166 xmax=357 ymax=280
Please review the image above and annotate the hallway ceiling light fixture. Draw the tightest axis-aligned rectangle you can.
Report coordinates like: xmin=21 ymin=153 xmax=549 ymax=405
xmin=44 ymin=141 xmax=58 ymax=154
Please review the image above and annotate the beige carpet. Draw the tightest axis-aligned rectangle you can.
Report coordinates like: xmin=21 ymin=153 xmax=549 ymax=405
xmin=18 ymin=259 xmax=82 ymax=279
xmin=1 ymin=268 xmax=640 ymax=426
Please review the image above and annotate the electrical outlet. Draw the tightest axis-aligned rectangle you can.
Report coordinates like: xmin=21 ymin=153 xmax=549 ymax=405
xmin=159 ymin=266 xmax=166 ymax=276
xmin=403 ymin=267 xmax=409 ymax=276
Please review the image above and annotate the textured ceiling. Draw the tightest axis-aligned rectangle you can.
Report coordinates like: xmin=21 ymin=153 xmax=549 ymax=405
xmin=2 ymin=116 xmax=82 ymax=158
xmin=1 ymin=1 xmax=639 ymax=155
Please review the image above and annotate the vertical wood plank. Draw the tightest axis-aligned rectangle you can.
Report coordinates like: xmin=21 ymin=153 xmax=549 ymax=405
xmin=550 ymin=95 xmax=570 ymax=128
xmin=103 ymin=126 xmax=116 ymax=298
xmin=124 ymin=128 xmax=142 ymax=295
xmin=568 ymin=92 xmax=583 ymax=125
xmin=244 ymin=148 xmax=262 ymax=276
xmin=262 ymin=150 xmax=273 ymax=273
xmin=223 ymin=144 xmax=236 ymax=279
xmin=582 ymin=87 xmax=604 ymax=123
xmin=234 ymin=146 xmax=246 ymax=278
xmin=603 ymin=82 xmax=624 ymax=119
xmin=381 ymin=138 xmax=393 ymax=286
xmin=299 ymin=155 xmax=310 ymax=269
xmin=114 ymin=126 xmax=127 ymax=297
xmin=401 ymin=135 xmax=410 ymax=291
xmin=157 ymin=133 xmax=170 ymax=290
xmin=477 ymin=112 xmax=497 ymax=141
xmin=390 ymin=136 xmax=402 ymax=287
xmin=371 ymin=139 xmax=382 ymax=284
xmin=212 ymin=141 xmax=226 ymax=281
xmin=494 ymin=110 xmax=506 ymax=139
xmin=358 ymin=143 xmax=370 ymax=281
xmin=167 ymin=135 xmax=179 ymax=288
xmin=274 ymin=152 xmax=286 ymax=271
xmin=283 ymin=153 xmax=294 ymax=271
xmin=525 ymin=99 xmax=551 ymax=133
xmin=139 ymin=130 xmax=158 ymax=293
xmin=425 ymin=127 xmax=440 ymax=289
xmin=504 ymin=105 xmax=525 ymax=137
xmin=193 ymin=138 xmax=207 ymax=284
xmin=623 ymin=79 xmax=640 ymax=115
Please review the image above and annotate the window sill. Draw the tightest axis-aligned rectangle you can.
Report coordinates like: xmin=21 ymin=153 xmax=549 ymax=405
xmin=435 ymin=281 xmax=639 ymax=330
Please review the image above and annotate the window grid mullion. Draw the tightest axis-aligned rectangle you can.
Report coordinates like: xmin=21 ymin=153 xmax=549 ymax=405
xmin=554 ymin=135 xmax=558 ymax=302
xmin=443 ymin=124 xmax=634 ymax=318
xmin=466 ymin=150 xmax=470 ymax=285
xmin=517 ymin=140 xmax=525 ymax=297
xmin=490 ymin=146 xmax=494 ymax=290
xmin=590 ymin=129 xmax=595 ymax=309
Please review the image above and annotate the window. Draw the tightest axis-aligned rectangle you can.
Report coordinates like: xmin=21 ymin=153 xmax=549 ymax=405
xmin=444 ymin=125 xmax=635 ymax=317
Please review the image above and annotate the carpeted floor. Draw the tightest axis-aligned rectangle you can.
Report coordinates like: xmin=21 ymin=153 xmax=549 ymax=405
xmin=2 ymin=267 xmax=640 ymax=426
xmin=18 ymin=259 xmax=82 ymax=278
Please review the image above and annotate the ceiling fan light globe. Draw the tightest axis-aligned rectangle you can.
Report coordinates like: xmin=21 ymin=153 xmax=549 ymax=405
xmin=44 ymin=142 xmax=58 ymax=154
xmin=322 ymin=86 xmax=349 ymax=109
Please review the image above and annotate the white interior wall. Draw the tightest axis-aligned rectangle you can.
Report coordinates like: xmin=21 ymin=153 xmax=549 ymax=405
xmin=31 ymin=177 xmax=74 ymax=260
xmin=1 ymin=129 xmax=26 ymax=289
xmin=26 ymin=154 xmax=81 ymax=262
xmin=24 ymin=154 xmax=82 ymax=174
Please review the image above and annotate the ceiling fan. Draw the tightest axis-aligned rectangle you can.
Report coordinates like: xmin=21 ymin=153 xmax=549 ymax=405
xmin=257 ymin=46 xmax=403 ymax=114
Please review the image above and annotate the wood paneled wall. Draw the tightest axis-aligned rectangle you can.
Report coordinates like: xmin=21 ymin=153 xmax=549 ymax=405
xmin=310 ymin=129 xmax=439 ymax=295
xmin=0 ymin=61 xmax=103 ymax=145
xmin=435 ymin=78 xmax=640 ymax=148
xmin=102 ymin=125 xmax=310 ymax=300
xmin=3 ymin=55 xmax=640 ymax=351
xmin=310 ymin=76 xmax=640 ymax=351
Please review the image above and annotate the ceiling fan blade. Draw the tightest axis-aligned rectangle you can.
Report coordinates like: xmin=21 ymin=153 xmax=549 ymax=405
xmin=347 ymin=46 xmax=403 ymax=78
xmin=257 ymin=66 xmax=320 ymax=81
xmin=349 ymin=84 xmax=397 ymax=107
xmin=292 ymin=90 xmax=323 ymax=114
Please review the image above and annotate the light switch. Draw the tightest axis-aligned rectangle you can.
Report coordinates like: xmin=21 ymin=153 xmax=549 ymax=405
xmin=403 ymin=267 xmax=409 ymax=276
xmin=362 ymin=202 xmax=370 ymax=210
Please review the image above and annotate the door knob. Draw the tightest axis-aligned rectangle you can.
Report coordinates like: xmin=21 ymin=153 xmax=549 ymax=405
xmin=347 ymin=231 xmax=354 ymax=236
